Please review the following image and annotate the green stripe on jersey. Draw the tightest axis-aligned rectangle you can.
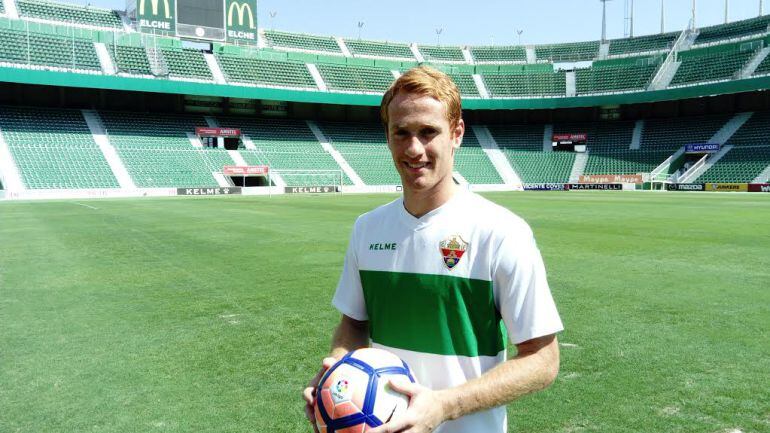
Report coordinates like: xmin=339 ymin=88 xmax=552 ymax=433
xmin=359 ymin=270 xmax=506 ymax=357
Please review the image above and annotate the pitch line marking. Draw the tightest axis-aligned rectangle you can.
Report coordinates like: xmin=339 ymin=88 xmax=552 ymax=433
xmin=74 ymin=202 xmax=99 ymax=210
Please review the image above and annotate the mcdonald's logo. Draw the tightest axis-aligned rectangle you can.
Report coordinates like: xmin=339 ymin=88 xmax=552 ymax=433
xmin=139 ymin=0 xmax=172 ymax=19
xmin=228 ymin=1 xmax=255 ymax=29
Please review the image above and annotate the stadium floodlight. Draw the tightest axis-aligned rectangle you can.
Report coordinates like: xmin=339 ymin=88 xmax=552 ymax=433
xmin=357 ymin=21 xmax=364 ymax=40
xmin=692 ymin=0 xmax=696 ymax=29
xmin=761 ymin=0 xmax=764 ymax=16
xmin=600 ymin=0 xmax=612 ymax=42
xmin=725 ymin=0 xmax=729 ymax=23
xmin=660 ymin=0 xmax=665 ymax=33
xmin=269 ymin=11 xmax=277 ymax=30
xmin=435 ymin=28 xmax=443 ymax=46
xmin=516 ymin=29 xmax=523 ymax=45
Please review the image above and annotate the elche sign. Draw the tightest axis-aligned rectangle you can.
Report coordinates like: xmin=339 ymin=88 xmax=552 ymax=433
xmin=223 ymin=165 xmax=269 ymax=175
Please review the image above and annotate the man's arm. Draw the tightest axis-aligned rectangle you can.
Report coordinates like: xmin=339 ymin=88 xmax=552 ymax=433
xmin=329 ymin=314 xmax=370 ymax=359
xmin=370 ymin=334 xmax=560 ymax=433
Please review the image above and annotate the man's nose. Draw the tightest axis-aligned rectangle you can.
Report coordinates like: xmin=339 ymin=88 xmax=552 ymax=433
xmin=404 ymin=135 xmax=425 ymax=158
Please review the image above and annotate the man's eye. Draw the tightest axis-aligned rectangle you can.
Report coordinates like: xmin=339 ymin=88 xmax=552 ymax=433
xmin=421 ymin=129 xmax=437 ymax=136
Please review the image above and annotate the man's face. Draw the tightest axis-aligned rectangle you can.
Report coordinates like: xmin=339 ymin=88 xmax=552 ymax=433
xmin=386 ymin=92 xmax=464 ymax=193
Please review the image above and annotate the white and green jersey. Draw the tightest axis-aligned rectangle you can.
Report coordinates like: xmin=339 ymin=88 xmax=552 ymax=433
xmin=332 ymin=189 xmax=563 ymax=433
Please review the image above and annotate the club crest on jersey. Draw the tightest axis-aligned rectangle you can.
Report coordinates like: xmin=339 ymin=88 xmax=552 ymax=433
xmin=439 ymin=234 xmax=468 ymax=270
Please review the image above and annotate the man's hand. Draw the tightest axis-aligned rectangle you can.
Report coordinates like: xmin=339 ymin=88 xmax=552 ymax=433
xmin=368 ymin=379 xmax=448 ymax=433
xmin=302 ymin=357 xmax=337 ymax=433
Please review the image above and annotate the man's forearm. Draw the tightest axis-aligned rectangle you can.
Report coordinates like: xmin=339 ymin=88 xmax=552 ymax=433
xmin=437 ymin=335 xmax=560 ymax=421
xmin=329 ymin=315 xmax=369 ymax=360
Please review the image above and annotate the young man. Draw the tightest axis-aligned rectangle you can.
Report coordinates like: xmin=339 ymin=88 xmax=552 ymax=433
xmin=303 ymin=66 xmax=563 ymax=433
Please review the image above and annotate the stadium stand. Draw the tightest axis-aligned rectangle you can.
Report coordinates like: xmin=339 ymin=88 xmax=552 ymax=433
xmin=694 ymin=15 xmax=770 ymax=46
xmin=0 ymin=27 xmax=101 ymax=71
xmin=448 ymin=73 xmax=480 ymax=97
xmin=216 ymin=117 xmax=352 ymax=186
xmin=751 ymin=50 xmax=770 ymax=76
xmin=108 ymin=44 xmax=152 ymax=75
xmin=698 ymin=111 xmax=770 ymax=182
xmin=535 ymin=41 xmax=599 ymax=62
xmin=318 ymin=122 xmax=401 ymax=185
xmin=483 ymin=71 xmax=566 ymax=97
xmin=263 ymin=30 xmax=342 ymax=54
xmin=503 ymin=151 xmax=575 ymax=183
xmin=161 ymin=48 xmax=213 ymax=81
xmin=576 ymin=56 xmax=663 ymax=94
xmin=697 ymin=145 xmax=770 ymax=182
xmin=418 ymin=45 xmax=465 ymax=62
xmin=317 ymin=63 xmax=394 ymax=93
xmin=17 ymin=0 xmax=122 ymax=28
xmin=641 ymin=115 xmax=731 ymax=152
xmin=670 ymin=40 xmax=760 ymax=86
xmin=608 ymin=32 xmax=679 ymax=56
xmin=487 ymin=124 xmax=573 ymax=183
xmin=215 ymin=54 xmax=316 ymax=88
xmin=344 ymin=39 xmax=414 ymax=59
xmin=0 ymin=0 xmax=5 ymax=14
xmin=453 ymin=131 xmax=502 ymax=184
xmin=568 ymin=121 xmax=667 ymax=175
xmin=0 ymin=106 xmax=119 ymax=189
xmin=469 ymin=46 xmax=527 ymax=63
xmin=98 ymin=111 xmax=226 ymax=188
xmin=487 ymin=124 xmax=544 ymax=151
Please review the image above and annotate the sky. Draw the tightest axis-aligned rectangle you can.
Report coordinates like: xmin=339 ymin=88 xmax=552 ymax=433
xmin=73 ymin=0 xmax=765 ymax=46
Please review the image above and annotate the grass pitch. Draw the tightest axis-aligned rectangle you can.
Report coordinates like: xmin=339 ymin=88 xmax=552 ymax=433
xmin=1 ymin=192 xmax=768 ymax=433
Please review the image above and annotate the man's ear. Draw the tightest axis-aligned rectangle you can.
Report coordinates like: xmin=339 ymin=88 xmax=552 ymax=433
xmin=453 ymin=119 xmax=465 ymax=149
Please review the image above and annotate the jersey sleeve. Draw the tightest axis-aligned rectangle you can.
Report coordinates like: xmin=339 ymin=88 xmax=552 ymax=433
xmin=331 ymin=218 xmax=369 ymax=321
xmin=493 ymin=227 xmax=563 ymax=345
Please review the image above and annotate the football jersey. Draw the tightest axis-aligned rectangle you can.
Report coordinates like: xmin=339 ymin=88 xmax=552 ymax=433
xmin=332 ymin=189 xmax=563 ymax=433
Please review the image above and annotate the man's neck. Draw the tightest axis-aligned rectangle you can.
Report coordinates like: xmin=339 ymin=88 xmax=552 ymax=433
xmin=403 ymin=181 xmax=457 ymax=219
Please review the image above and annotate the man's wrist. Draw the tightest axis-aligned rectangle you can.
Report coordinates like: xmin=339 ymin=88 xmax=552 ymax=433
xmin=434 ymin=388 xmax=461 ymax=422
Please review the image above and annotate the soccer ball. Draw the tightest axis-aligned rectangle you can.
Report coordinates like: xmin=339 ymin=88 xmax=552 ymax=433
xmin=314 ymin=348 xmax=415 ymax=433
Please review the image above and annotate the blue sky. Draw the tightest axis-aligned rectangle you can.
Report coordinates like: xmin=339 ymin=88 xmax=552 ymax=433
xmin=75 ymin=0 xmax=764 ymax=45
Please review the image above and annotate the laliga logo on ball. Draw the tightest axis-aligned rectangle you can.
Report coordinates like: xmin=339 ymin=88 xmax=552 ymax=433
xmin=314 ymin=348 xmax=416 ymax=433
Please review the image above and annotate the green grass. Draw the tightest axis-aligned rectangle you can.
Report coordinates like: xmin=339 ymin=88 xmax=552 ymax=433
xmin=1 ymin=192 xmax=768 ymax=433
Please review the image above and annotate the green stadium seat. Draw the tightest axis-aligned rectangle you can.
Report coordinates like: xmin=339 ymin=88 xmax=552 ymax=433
xmin=317 ymin=63 xmax=394 ymax=93
xmin=488 ymin=124 xmax=544 ymax=151
xmin=161 ymin=48 xmax=212 ymax=81
xmin=344 ymin=39 xmax=414 ymax=59
xmin=263 ymin=30 xmax=342 ymax=54
xmin=215 ymin=54 xmax=316 ymax=88
xmin=419 ymin=45 xmax=465 ymax=62
xmin=697 ymin=111 xmax=770 ymax=182
xmin=98 ymin=111 xmax=227 ymax=188
xmin=454 ymin=131 xmax=502 ymax=184
xmin=641 ymin=115 xmax=731 ymax=151
xmin=216 ymin=117 xmax=352 ymax=186
xmin=694 ymin=15 xmax=770 ymax=46
xmin=483 ymin=71 xmax=566 ymax=97
xmin=671 ymin=41 xmax=760 ymax=86
xmin=536 ymin=41 xmax=599 ymax=62
xmin=318 ymin=122 xmax=400 ymax=185
xmin=608 ymin=33 xmax=678 ymax=56
xmin=17 ymin=0 xmax=122 ymax=28
xmin=469 ymin=46 xmax=526 ymax=63
xmin=107 ymin=44 xmax=152 ymax=75
xmin=576 ymin=57 xmax=663 ymax=94
xmin=0 ymin=106 xmax=119 ymax=189
xmin=0 ymin=27 xmax=101 ymax=71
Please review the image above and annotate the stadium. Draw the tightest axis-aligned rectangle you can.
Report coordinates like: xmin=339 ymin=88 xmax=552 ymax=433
xmin=0 ymin=0 xmax=768 ymax=432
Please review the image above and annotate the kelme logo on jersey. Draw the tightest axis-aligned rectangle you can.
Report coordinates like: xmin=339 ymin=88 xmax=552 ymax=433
xmin=439 ymin=234 xmax=468 ymax=270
